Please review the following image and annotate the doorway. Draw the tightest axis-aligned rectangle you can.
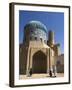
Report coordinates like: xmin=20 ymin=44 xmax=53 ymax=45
xmin=32 ymin=50 xmax=47 ymax=73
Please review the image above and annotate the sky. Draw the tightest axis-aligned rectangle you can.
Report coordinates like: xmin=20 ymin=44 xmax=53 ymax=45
xmin=19 ymin=10 xmax=64 ymax=53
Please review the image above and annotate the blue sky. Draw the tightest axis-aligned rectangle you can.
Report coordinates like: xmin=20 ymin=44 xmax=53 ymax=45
xmin=19 ymin=10 xmax=64 ymax=53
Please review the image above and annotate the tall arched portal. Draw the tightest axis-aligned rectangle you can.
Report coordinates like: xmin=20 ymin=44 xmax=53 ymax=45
xmin=32 ymin=50 xmax=47 ymax=73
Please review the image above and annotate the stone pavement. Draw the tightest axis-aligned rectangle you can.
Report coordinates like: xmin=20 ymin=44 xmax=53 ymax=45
xmin=19 ymin=73 xmax=64 ymax=79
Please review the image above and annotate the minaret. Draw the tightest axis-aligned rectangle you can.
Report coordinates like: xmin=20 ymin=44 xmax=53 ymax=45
xmin=47 ymin=30 xmax=54 ymax=47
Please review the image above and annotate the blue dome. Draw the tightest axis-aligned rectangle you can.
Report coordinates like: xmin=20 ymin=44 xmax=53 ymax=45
xmin=24 ymin=21 xmax=47 ymax=43
xmin=24 ymin=21 xmax=47 ymax=33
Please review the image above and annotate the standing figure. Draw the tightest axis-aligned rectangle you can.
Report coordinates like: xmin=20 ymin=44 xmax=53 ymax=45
xmin=53 ymin=66 xmax=57 ymax=77
xmin=29 ymin=68 xmax=32 ymax=76
xmin=49 ymin=70 xmax=52 ymax=77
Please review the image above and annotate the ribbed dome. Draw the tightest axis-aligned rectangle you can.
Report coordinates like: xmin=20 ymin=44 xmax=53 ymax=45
xmin=24 ymin=21 xmax=47 ymax=33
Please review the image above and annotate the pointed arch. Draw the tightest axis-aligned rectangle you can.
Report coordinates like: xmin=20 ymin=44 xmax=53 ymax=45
xmin=32 ymin=50 xmax=47 ymax=73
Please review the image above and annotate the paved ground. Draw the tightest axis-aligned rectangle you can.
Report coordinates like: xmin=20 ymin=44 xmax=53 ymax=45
xmin=19 ymin=73 xmax=64 ymax=79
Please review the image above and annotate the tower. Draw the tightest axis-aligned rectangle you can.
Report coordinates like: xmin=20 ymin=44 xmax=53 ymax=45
xmin=47 ymin=30 xmax=54 ymax=47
